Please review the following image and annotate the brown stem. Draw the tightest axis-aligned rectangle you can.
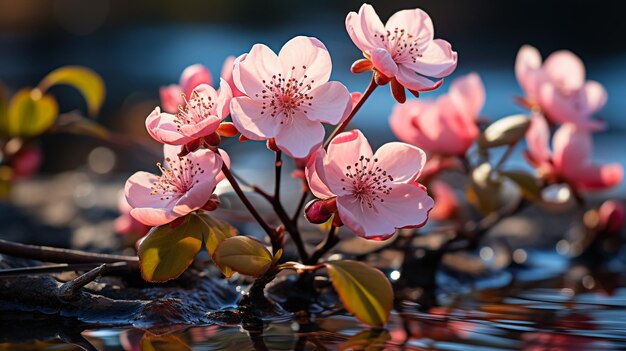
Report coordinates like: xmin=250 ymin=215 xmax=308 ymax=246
xmin=292 ymin=191 xmax=308 ymax=223
xmin=0 ymin=239 xmax=137 ymax=264
xmin=221 ymin=163 xmax=280 ymax=252
xmin=323 ymin=74 xmax=378 ymax=149
xmin=274 ymin=151 xmax=282 ymax=201
xmin=308 ymin=225 xmax=338 ymax=264
xmin=0 ymin=261 xmax=136 ymax=277
xmin=495 ymin=141 xmax=519 ymax=171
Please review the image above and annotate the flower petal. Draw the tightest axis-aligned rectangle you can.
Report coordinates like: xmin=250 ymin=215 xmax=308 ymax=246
xmin=404 ymin=39 xmax=457 ymax=78
xmin=515 ymin=45 xmax=543 ymax=101
xmin=130 ymin=207 xmax=178 ymax=227
xmin=389 ymin=99 xmax=430 ymax=146
xmin=385 ymin=8 xmax=433 ymax=48
xmin=368 ymin=48 xmax=398 ymax=78
xmin=337 ymin=182 xmax=433 ymax=238
xmin=279 ymin=36 xmax=332 ymax=88
xmin=345 ymin=3 xmax=385 ymax=53
xmin=583 ymin=80 xmax=607 ymax=116
xmin=145 ymin=107 xmax=191 ymax=145
xmin=230 ymin=96 xmax=279 ymax=140
xmin=216 ymin=78 xmax=233 ymax=118
xmin=525 ymin=114 xmax=552 ymax=165
xmin=543 ymin=50 xmax=585 ymax=92
xmin=448 ymin=72 xmax=485 ymax=121
xmin=373 ymin=142 xmax=426 ymax=183
xmin=303 ymin=81 xmax=352 ymax=125
xmin=274 ymin=114 xmax=325 ymax=158
xmin=305 ymin=148 xmax=336 ymax=199
xmin=233 ymin=44 xmax=282 ymax=97
xmin=395 ymin=64 xmax=441 ymax=92
xmin=159 ymin=85 xmax=184 ymax=114
xmin=324 ymin=130 xmax=374 ymax=195
xmin=172 ymin=149 xmax=222 ymax=216
xmin=180 ymin=64 xmax=213 ymax=97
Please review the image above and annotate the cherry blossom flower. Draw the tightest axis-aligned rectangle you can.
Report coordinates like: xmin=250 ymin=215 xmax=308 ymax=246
xmin=305 ymin=130 xmax=434 ymax=239
xmin=346 ymin=4 xmax=457 ymax=93
xmin=516 ymin=45 xmax=607 ymax=130
xmin=230 ymin=36 xmax=352 ymax=158
xmin=160 ymin=64 xmax=213 ymax=114
xmin=146 ymin=81 xmax=232 ymax=146
xmin=390 ymin=73 xmax=484 ymax=156
xmin=429 ymin=180 xmax=458 ymax=221
xmin=525 ymin=116 xmax=623 ymax=191
xmin=125 ymin=144 xmax=228 ymax=226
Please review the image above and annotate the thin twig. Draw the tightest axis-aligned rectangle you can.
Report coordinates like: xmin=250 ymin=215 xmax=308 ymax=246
xmin=58 ymin=264 xmax=108 ymax=301
xmin=292 ymin=191 xmax=308 ymax=223
xmin=221 ymin=163 xmax=280 ymax=252
xmin=308 ymin=225 xmax=338 ymax=264
xmin=274 ymin=151 xmax=282 ymax=201
xmin=0 ymin=239 xmax=137 ymax=264
xmin=495 ymin=141 xmax=519 ymax=171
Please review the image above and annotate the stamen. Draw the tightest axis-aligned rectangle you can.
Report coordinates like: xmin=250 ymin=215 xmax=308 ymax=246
xmin=340 ymin=156 xmax=393 ymax=209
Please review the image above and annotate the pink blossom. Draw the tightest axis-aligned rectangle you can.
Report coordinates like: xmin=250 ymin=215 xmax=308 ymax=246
xmin=160 ymin=64 xmax=213 ymax=114
xmin=11 ymin=145 xmax=42 ymax=179
xmin=220 ymin=55 xmax=245 ymax=97
xmin=390 ymin=73 xmax=484 ymax=156
xmin=113 ymin=192 xmax=150 ymax=236
xmin=515 ymin=45 xmax=607 ymax=130
xmin=346 ymin=4 xmax=457 ymax=92
xmin=525 ymin=116 xmax=623 ymax=191
xmin=305 ymin=130 xmax=434 ymax=239
xmin=230 ymin=36 xmax=352 ymax=158
xmin=147 ymin=81 xmax=232 ymax=146
xmin=124 ymin=145 xmax=228 ymax=226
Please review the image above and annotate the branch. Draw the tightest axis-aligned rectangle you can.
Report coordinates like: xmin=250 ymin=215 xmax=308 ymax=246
xmin=0 ymin=239 xmax=137 ymax=264
xmin=308 ymin=225 xmax=338 ymax=264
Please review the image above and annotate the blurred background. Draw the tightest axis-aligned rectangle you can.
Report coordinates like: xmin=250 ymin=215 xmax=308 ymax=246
xmin=0 ymin=0 xmax=624 ymax=251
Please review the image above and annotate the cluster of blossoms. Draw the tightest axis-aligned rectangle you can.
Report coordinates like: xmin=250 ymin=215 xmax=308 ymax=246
xmin=122 ymin=4 xmax=458 ymax=240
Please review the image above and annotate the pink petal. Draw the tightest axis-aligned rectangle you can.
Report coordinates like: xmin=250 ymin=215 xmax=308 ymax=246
xmin=220 ymin=56 xmax=236 ymax=86
xmin=216 ymin=78 xmax=233 ymax=118
xmin=449 ymin=72 xmax=485 ymax=121
xmin=303 ymin=81 xmax=352 ymax=125
xmin=274 ymin=114 xmax=325 ymax=158
xmin=403 ymin=39 xmax=457 ymax=78
xmin=345 ymin=4 xmax=385 ymax=53
xmin=163 ymin=143 xmax=184 ymax=161
xmin=368 ymin=48 xmax=398 ymax=78
xmin=395 ymin=64 xmax=441 ymax=92
xmin=130 ymin=207 xmax=178 ymax=227
xmin=543 ymin=50 xmax=586 ymax=92
xmin=229 ymin=53 xmax=248 ymax=97
xmin=180 ymin=64 xmax=213 ymax=97
xmin=159 ymin=85 xmax=184 ymax=114
xmin=538 ymin=84 xmax=604 ymax=130
xmin=429 ymin=180 xmax=458 ymax=221
xmin=324 ymin=130 xmax=374 ymax=195
xmin=583 ymin=80 xmax=607 ymax=116
xmin=233 ymin=44 xmax=282 ymax=97
xmin=389 ymin=99 xmax=430 ymax=146
xmin=568 ymin=164 xmax=624 ymax=190
xmin=216 ymin=148 xmax=230 ymax=184
xmin=305 ymin=148 xmax=336 ymax=199
xmin=525 ymin=114 xmax=552 ymax=165
xmin=145 ymin=107 xmax=192 ymax=145
xmin=230 ymin=96 xmax=279 ymax=140
xmin=515 ymin=45 xmax=543 ymax=101
xmin=337 ymin=182 xmax=433 ymax=238
xmin=278 ymin=36 xmax=332 ymax=89
xmin=385 ymin=8 xmax=433 ymax=49
xmin=373 ymin=142 xmax=426 ymax=183
xmin=179 ymin=117 xmax=221 ymax=141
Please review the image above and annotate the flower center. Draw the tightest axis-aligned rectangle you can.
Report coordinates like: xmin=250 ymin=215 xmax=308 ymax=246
xmin=374 ymin=28 xmax=423 ymax=63
xmin=150 ymin=156 xmax=204 ymax=200
xmin=340 ymin=155 xmax=394 ymax=209
xmin=176 ymin=90 xmax=216 ymax=128
xmin=256 ymin=66 xmax=314 ymax=124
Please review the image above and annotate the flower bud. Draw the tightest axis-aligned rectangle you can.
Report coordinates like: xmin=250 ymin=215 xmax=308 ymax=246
xmin=304 ymin=198 xmax=337 ymax=224
xmin=216 ymin=122 xmax=239 ymax=137
xmin=202 ymin=194 xmax=221 ymax=211
xmin=598 ymin=200 xmax=625 ymax=235
xmin=351 ymin=58 xmax=373 ymax=74
xmin=374 ymin=70 xmax=391 ymax=86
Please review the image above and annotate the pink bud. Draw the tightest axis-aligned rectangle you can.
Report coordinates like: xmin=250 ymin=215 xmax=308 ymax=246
xmin=11 ymin=146 xmax=42 ymax=179
xmin=598 ymin=200 xmax=625 ymax=235
xmin=351 ymin=58 xmax=373 ymax=74
xmin=304 ymin=198 xmax=337 ymax=224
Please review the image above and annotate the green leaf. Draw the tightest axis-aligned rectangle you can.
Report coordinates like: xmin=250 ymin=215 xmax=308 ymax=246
xmin=479 ymin=114 xmax=531 ymax=148
xmin=501 ymin=170 xmax=541 ymax=201
xmin=138 ymin=215 xmax=205 ymax=282
xmin=468 ymin=162 xmax=501 ymax=214
xmin=325 ymin=260 xmax=393 ymax=327
xmin=213 ymin=236 xmax=273 ymax=278
xmin=6 ymin=89 xmax=58 ymax=137
xmin=195 ymin=211 xmax=237 ymax=256
xmin=140 ymin=332 xmax=191 ymax=351
xmin=38 ymin=66 xmax=105 ymax=117
xmin=339 ymin=329 xmax=391 ymax=351
xmin=54 ymin=112 xmax=109 ymax=139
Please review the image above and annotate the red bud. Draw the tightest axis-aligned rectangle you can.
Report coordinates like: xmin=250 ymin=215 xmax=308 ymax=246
xmin=267 ymin=138 xmax=280 ymax=152
xmin=216 ymin=122 xmax=239 ymax=137
xmin=374 ymin=71 xmax=391 ymax=86
xmin=599 ymin=200 xmax=625 ymax=235
xmin=204 ymin=132 xmax=221 ymax=147
xmin=305 ymin=198 xmax=337 ymax=224
xmin=239 ymin=134 xmax=249 ymax=142
xmin=351 ymin=58 xmax=373 ymax=74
